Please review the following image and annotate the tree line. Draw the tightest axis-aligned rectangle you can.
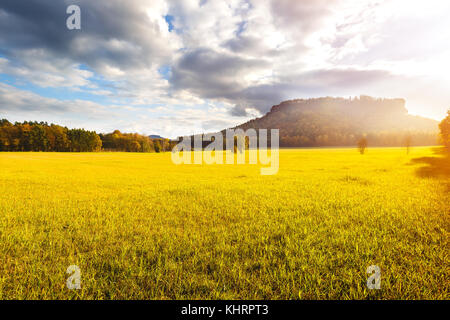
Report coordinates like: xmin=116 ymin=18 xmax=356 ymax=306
xmin=0 ymin=119 xmax=174 ymax=152
xmin=100 ymin=130 xmax=175 ymax=153
xmin=1 ymin=109 xmax=448 ymax=153
xmin=278 ymin=131 xmax=437 ymax=148
xmin=357 ymin=109 xmax=449 ymax=154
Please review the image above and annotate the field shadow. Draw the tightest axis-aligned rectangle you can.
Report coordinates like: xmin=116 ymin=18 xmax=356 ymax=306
xmin=411 ymin=147 xmax=450 ymax=179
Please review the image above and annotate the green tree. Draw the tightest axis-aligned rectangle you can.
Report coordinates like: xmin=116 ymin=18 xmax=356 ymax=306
xmin=30 ymin=125 xmax=48 ymax=151
xmin=68 ymin=129 xmax=102 ymax=152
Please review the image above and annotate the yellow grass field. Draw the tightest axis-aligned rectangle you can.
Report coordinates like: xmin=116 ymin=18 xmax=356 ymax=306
xmin=0 ymin=147 xmax=448 ymax=299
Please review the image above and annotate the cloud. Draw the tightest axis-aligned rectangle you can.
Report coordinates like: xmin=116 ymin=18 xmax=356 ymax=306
xmin=0 ymin=0 xmax=175 ymax=70
xmin=0 ymin=0 xmax=178 ymax=103
xmin=171 ymin=48 xmax=270 ymax=99
xmin=0 ymin=82 xmax=113 ymax=116
xmin=270 ymin=0 xmax=338 ymax=35
xmin=224 ymin=67 xmax=395 ymax=116
xmin=0 ymin=55 xmax=93 ymax=88
xmin=0 ymin=83 xmax=243 ymax=138
xmin=0 ymin=0 xmax=449 ymax=135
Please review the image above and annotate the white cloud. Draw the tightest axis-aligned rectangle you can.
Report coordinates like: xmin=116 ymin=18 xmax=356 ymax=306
xmin=0 ymin=0 xmax=449 ymax=136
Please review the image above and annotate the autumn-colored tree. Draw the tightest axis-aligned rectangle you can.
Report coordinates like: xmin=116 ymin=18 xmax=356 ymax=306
xmin=0 ymin=118 xmax=174 ymax=153
xmin=439 ymin=110 xmax=450 ymax=149
xmin=129 ymin=140 xmax=141 ymax=152
xmin=100 ymin=131 xmax=162 ymax=152
xmin=153 ymin=140 xmax=162 ymax=153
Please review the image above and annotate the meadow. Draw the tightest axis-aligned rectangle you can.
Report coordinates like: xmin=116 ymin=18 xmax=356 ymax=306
xmin=0 ymin=147 xmax=448 ymax=299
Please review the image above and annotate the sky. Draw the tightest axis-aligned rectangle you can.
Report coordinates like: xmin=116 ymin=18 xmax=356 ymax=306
xmin=0 ymin=0 xmax=449 ymax=138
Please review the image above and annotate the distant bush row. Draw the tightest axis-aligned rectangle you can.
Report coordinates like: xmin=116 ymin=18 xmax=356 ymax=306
xmin=0 ymin=119 xmax=175 ymax=152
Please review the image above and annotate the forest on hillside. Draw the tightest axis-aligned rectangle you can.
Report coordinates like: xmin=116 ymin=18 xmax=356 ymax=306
xmin=235 ymin=96 xmax=439 ymax=147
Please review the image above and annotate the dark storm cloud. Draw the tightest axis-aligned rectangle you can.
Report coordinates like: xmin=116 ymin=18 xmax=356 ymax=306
xmin=0 ymin=0 xmax=68 ymax=52
xmin=170 ymin=48 xmax=270 ymax=99
xmin=0 ymin=0 xmax=172 ymax=71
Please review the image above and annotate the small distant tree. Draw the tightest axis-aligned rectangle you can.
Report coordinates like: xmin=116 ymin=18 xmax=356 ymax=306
xmin=404 ymin=134 xmax=412 ymax=154
xmin=439 ymin=110 xmax=450 ymax=149
xmin=357 ymin=137 xmax=368 ymax=154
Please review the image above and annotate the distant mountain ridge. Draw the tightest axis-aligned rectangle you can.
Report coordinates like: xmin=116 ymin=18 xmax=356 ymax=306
xmin=233 ymin=96 xmax=438 ymax=147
